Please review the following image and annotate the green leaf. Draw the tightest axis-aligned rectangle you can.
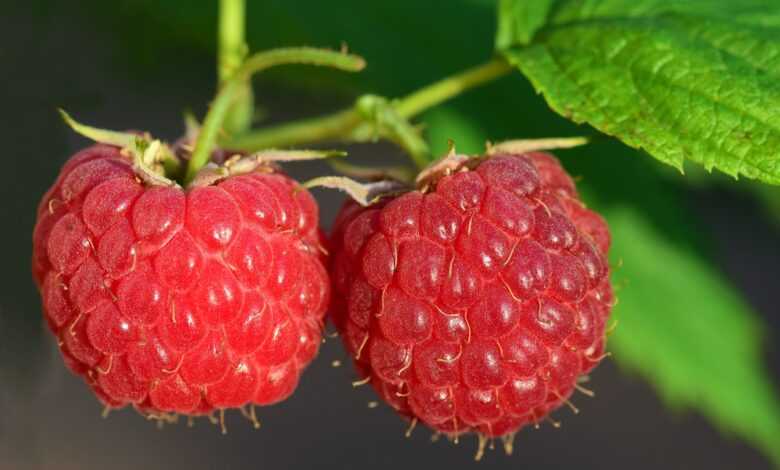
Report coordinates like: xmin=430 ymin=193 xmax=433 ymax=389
xmin=498 ymin=0 xmax=780 ymax=185
xmin=606 ymin=206 xmax=780 ymax=466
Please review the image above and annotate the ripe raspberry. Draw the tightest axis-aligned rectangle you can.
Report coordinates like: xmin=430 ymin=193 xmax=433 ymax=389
xmin=33 ymin=144 xmax=329 ymax=420
xmin=330 ymin=151 xmax=612 ymax=447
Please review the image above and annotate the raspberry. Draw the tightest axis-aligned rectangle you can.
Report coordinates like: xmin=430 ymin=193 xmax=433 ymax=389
xmin=33 ymin=144 xmax=329 ymax=420
xmin=329 ymin=152 xmax=612 ymax=449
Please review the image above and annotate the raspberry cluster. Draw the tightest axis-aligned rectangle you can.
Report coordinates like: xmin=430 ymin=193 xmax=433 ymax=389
xmin=32 ymin=144 xmax=329 ymax=417
xmin=329 ymin=152 xmax=612 ymax=440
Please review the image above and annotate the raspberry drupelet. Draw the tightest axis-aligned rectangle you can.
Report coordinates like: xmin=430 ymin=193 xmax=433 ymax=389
xmin=33 ymin=144 xmax=330 ymax=421
xmin=329 ymin=151 xmax=613 ymax=451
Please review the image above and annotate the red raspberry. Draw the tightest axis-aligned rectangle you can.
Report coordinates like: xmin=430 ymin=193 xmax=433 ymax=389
xmin=32 ymin=144 xmax=329 ymax=420
xmin=330 ymin=152 xmax=612 ymax=447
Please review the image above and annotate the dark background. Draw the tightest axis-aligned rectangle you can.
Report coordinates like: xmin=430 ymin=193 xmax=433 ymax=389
xmin=1 ymin=2 xmax=778 ymax=469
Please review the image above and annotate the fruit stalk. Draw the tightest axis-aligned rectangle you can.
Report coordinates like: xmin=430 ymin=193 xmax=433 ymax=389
xmin=218 ymin=0 xmax=253 ymax=137
xmin=185 ymin=47 xmax=366 ymax=184
xmin=225 ymin=57 xmax=512 ymax=154
xmin=395 ymin=57 xmax=511 ymax=118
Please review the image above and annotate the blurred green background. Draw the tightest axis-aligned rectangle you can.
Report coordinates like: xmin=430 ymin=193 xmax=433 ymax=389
xmin=2 ymin=1 xmax=778 ymax=468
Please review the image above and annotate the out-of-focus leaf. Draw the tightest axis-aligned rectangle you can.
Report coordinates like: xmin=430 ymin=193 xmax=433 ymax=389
xmin=495 ymin=0 xmax=554 ymax=48
xmin=498 ymin=0 xmax=780 ymax=185
xmin=750 ymin=184 xmax=780 ymax=225
xmin=606 ymin=207 xmax=780 ymax=466
xmin=424 ymin=106 xmax=487 ymax=157
xmin=574 ymin=141 xmax=780 ymax=467
xmin=662 ymin=163 xmax=780 ymax=228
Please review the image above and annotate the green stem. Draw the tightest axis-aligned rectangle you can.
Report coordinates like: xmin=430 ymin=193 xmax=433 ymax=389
xmin=185 ymin=47 xmax=365 ymax=184
xmin=218 ymin=0 xmax=246 ymax=83
xmin=355 ymin=95 xmax=431 ymax=169
xmin=224 ymin=109 xmax=362 ymax=150
xmin=394 ymin=57 xmax=511 ymax=118
xmin=218 ymin=0 xmax=252 ymax=136
xmin=225 ymin=57 xmax=512 ymax=154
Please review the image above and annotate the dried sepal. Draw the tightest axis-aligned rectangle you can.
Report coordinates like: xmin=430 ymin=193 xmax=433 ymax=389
xmin=487 ymin=137 xmax=588 ymax=155
xmin=415 ymin=143 xmax=471 ymax=189
xmin=329 ymin=159 xmax=415 ymax=184
xmin=304 ymin=176 xmax=406 ymax=206
xmin=59 ymin=109 xmax=180 ymax=187
xmin=59 ymin=109 xmax=140 ymax=148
